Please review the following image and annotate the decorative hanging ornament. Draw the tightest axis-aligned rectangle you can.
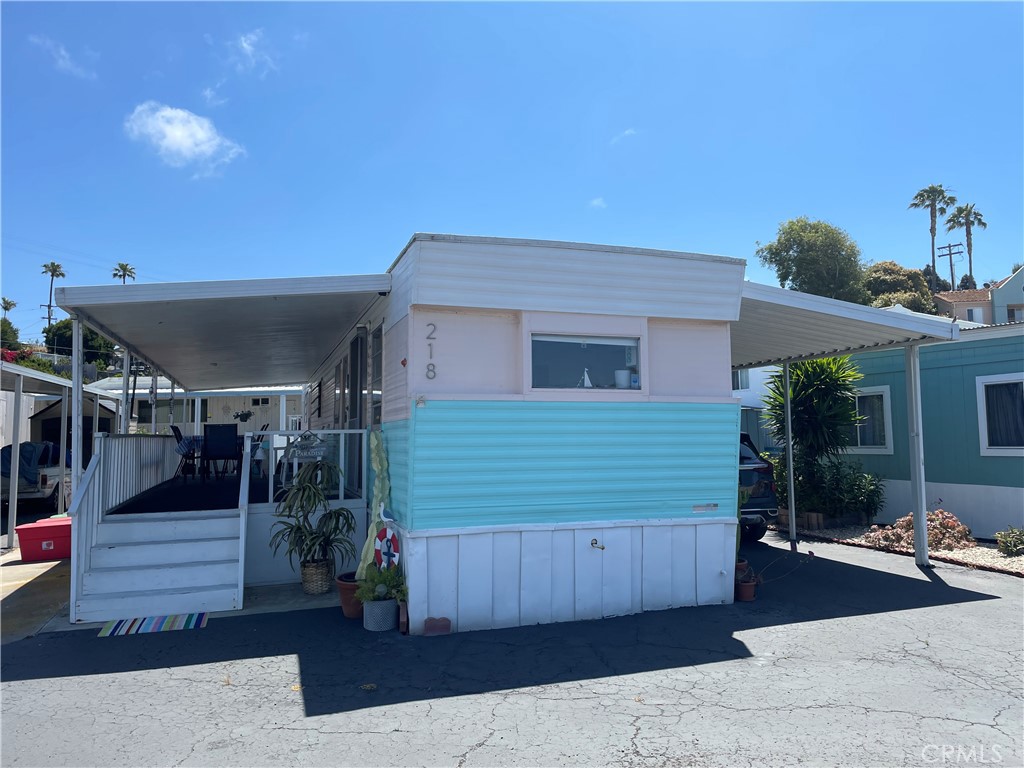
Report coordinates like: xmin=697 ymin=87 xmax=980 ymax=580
xmin=374 ymin=526 xmax=400 ymax=569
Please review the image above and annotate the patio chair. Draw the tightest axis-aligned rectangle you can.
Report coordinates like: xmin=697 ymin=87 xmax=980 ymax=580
xmin=170 ymin=425 xmax=196 ymax=482
xmin=201 ymin=423 xmax=240 ymax=480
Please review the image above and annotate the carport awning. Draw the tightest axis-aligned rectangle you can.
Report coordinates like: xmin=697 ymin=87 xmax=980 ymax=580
xmin=732 ymin=282 xmax=960 ymax=369
xmin=56 ymin=274 xmax=391 ymax=391
xmin=1 ymin=361 xmax=111 ymax=398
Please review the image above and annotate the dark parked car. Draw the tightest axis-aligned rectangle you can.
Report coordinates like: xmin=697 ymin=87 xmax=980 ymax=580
xmin=739 ymin=432 xmax=778 ymax=541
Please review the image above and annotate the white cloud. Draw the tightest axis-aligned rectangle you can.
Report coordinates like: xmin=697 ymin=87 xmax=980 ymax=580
xmin=124 ymin=101 xmax=245 ymax=177
xmin=202 ymin=80 xmax=228 ymax=107
xmin=589 ymin=197 xmax=607 ymax=209
xmin=28 ymin=35 xmax=96 ymax=80
xmin=229 ymin=29 xmax=277 ymax=77
xmin=610 ymin=128 xmax=637 ymax=145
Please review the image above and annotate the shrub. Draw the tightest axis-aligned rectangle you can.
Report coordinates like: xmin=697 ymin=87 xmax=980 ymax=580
xmin=767 ymin=454 xmax=883 ymax=523
xmin=862 ymin=509 xmax=976 ymax=552
xmin=994 ymin=526 xmax=1024 ymax=557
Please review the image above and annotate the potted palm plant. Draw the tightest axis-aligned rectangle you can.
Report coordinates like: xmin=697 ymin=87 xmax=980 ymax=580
xmin=269 ymin=458 xmax=357 ymax=595
xmin=355 ymin=564 xmax=407 ymax=631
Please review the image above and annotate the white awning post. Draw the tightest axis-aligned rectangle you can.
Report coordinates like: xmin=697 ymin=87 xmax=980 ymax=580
xmin=279 ymin=394 xmax=286 ymax=431
xmin=71 ymin=316 xmax=84 ymax=495
xmin=169 ymin=382 xmax=175 ymax=428
xmin=92 ymin=394 xmax=100 ymax=453
xmin=149 ymin=373 xmax=157 ymax=434
xmin=120 ymin=352 xmax=131 ymax=434
xmin=783 ymin=362 xmax=797 ymax=550
xmin=58 ymin=390 xmax=69 ymax=515
xmin=193 ymin=397 xmax=201 ymax=434
xmin=6 ymin=373 xmax=24 ymax=548
xmin=905 ymin=344 xmax=930 ymax=567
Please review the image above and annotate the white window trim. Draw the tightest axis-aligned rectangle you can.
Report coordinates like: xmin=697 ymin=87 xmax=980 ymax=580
xmin=522 ymin=312 xmax=649 ymax=397
xmin=976 ymin=372 xmax=1024 ymax=457
xmin=847 ymin=385 xmax=893 ymax=455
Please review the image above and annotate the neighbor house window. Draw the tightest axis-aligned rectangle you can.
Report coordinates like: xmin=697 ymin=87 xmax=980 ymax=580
xmin=531 ymin=334 xmax=640 ymax=389
xmin=1008 ymin=306 xmax=1021 ymax=323
xmin=976 ymin=373 xmax=1024 ymax=456
xmin=732 ymin=369 xmax=750 ymax=391
xmin=250 ymin=397 xmax=269 ymax=407
xmin=846 ymin=386 xmax=892 ymax=454
xmin=965 ymin=307 xmax=984 ymax=322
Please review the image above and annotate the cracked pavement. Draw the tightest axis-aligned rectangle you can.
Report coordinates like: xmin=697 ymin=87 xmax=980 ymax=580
xmin=2 ymin=538 xmax=1022 ymax=767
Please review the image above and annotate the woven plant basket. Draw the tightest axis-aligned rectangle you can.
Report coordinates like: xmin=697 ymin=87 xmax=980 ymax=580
xmin=363 ymin=599 xmax=398 ymax=631
xmin=301 ymin=561 xmax=333 ymax=595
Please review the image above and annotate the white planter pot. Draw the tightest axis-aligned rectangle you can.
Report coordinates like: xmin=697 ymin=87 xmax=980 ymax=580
xmin=362 ymin=599 xmax=397 ymax=631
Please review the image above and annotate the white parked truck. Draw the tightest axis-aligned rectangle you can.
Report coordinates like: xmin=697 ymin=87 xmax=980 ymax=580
xmin=1 ymin=441 xmax=70 ymax=513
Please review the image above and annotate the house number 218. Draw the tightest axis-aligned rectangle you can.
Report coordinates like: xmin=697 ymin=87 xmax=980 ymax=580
xmin=425 ymin=323 xmax=437 ymax=379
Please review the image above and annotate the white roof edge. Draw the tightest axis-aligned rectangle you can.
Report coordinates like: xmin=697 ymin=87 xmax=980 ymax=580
xmin=387 ymin=232 xmax=747 ymax=273
xmin=1 ymin=360 xmax=112 ymax=397
xmin=742 ymin=282 xmax=960 ymax=342
xmin=56 ymin=273 xmax=392 ymax=309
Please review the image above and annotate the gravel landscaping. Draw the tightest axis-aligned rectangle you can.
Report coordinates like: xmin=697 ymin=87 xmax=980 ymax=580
xmin=770 ymin=524 xmax=1024 ymax=576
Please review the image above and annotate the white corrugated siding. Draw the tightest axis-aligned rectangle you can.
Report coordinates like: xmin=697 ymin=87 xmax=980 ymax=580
xmin=411 ymin=240 xmax=744 ymax=322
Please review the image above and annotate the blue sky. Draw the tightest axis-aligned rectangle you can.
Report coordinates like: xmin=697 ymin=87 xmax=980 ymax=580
xmin=2 ymin=2 xmax=1022 ymax=344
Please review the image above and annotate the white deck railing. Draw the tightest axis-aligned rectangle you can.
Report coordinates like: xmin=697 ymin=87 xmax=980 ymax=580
xmin=67 ymin=434 xmax=180 ymax=622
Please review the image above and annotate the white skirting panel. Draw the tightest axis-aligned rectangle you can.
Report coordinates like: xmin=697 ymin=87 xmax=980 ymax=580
xmin=399 ymin=519 xmax=737 ymax=636
xmin=878 ymin=480 xmax=1024 ymax=540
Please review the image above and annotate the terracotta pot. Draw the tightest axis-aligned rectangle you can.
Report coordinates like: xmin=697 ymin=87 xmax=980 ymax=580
xmin=735 ymin=559 xmax=749 ymax=580
xmin=335 ymin=572 xmax=363 ymax=619
xmin=735 ymin=579 xmax=756 ymax=602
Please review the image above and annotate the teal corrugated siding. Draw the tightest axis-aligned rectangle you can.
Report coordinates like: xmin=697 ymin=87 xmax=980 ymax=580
xmin=406 ymin=400 xmax=740 ymax=530
xmin=382 ymin=420 xmax=411 ymax=526
xmin=849 ymin=334 xmax=1024 ymax=487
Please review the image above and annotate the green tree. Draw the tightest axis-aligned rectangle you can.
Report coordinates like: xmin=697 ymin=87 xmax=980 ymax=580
xmin=920 ymin=264 xmax=951 ymax=293
xmin=958 ymin=274 xmax=977 ymax=291
xmin=41 ymin=261 xmax=66 ymax=327
xmin=43 ymin=318 xmax=116 ymax=366
xmin=762 ymin=357 xmax=863 ymax=513
xmin=112 ymin=262 xmax=136 ymax=284
xmin=1 ymin=297 xmax=15 ymax=320
xmin=945 ymin=204 xmax=987 ymax=283
xmin=755 ymin=218 xmax=870 ymax=304
xmin=864 ymin=261 xmax=937 ymax=314
xmin=1 ymin=317 xmax=21 ymax=350
xmin=908 ymin=185 xmax=957 ymax=291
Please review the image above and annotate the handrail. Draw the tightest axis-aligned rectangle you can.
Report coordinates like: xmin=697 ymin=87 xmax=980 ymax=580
xmin=236 ymin=434 xmax=252 ymax=610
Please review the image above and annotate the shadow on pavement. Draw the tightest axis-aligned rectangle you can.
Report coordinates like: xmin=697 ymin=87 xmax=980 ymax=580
xmin=0 ymin=542 xmax=1000 ymax=718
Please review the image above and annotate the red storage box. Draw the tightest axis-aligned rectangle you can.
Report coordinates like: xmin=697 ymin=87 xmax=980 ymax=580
xmin=15 ymin=517 xmax=71 ymax=562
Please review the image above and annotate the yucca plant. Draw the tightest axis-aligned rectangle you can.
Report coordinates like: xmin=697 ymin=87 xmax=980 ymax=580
xmin=269 ymin=459 xmax=357 ymax=576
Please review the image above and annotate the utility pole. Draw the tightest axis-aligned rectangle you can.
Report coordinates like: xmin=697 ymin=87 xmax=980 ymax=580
xmin=937 ymin=243 xmax=964 ymax=290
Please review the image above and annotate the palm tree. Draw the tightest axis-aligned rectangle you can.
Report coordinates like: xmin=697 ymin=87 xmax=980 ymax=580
xmin=41 ymin=262 xmax=66 ymax=328
xmin=1 ymin=297 xmax=15 ymax=320
xmin=909 ymin=185 xmax=957 ymax=291
xmin=112 ymin=263 xmax=136 ymax=284
xmin=945 ymin=204 xmax=987 ymax=284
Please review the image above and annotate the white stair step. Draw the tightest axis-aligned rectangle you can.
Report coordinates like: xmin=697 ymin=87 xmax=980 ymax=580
xmin=74 ymin=584 xmax=239 ymax=623
xmin=83 ymin=560 xmax=239 ymax=594
xmin=95 ymin=513 xmax=239 ymax=544
xmin=91 ymin=537 xmax=240 ymax=568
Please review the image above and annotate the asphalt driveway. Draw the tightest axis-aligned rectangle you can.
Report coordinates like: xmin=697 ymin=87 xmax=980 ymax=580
xmin=2 ymin=538 xmax=1021 ymax=768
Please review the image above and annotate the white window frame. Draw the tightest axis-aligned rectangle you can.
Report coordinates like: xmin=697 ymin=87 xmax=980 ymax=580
xmin=522 ymin=312 xmax=649 ymax=397
xmin=976 ymin=372 xmax=1024 ymax=457
xmin=732 ymin=369 xmax=750 ymax=391
xmin=847 ymin=385 xmax=893 ymax=455
xmin=965 ymin=306 xmax=985 ymax=323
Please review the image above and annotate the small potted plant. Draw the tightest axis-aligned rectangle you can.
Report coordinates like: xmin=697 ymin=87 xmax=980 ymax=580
xmin=269 ymin=459 xmax=357 ymax=595
xmin=355 ymin=564 xmax=407 ymax=631
xmin=735 ymin=566 xmax=757 ymax=602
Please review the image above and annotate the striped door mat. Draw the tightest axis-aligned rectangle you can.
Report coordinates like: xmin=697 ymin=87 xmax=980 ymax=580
xmin=98 ymin=613 xmax=208 ymax=637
